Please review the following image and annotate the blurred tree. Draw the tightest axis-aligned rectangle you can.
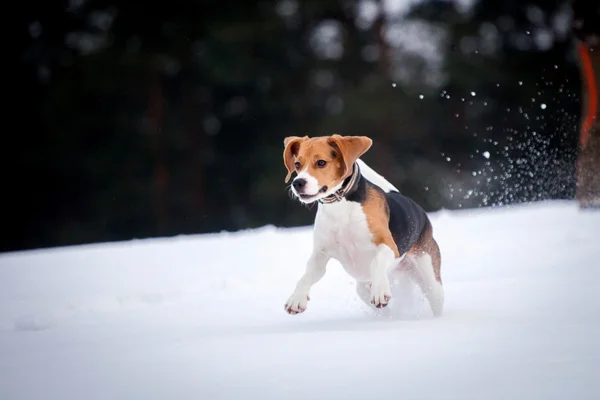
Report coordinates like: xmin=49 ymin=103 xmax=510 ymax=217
xmin=5 ymin=0 xmax=588 ymax=252
xmin=571 ymin=0 xmax=600 ymax=208
xmin=405 ymin=0 xmax=580 ymax=207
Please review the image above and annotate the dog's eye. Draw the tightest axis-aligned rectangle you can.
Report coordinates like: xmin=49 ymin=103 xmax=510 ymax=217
xmin=316 ymin=160 xmax=327 ymax=168
xmin=294 ymin=162 xmax=301 ymax=170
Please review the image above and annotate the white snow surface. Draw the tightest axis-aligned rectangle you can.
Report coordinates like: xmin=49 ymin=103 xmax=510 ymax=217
xmin=1 ymin=201 xmax=599 ymax=400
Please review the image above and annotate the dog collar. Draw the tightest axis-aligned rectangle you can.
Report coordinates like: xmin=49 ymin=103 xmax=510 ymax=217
xmin=318 ymin=162 xmax=361 ymax=204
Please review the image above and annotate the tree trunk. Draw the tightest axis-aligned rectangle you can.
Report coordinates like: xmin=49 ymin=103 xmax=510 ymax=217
xmin=572 ymin=0 xmax=600 ymax=208
xmin=373 ymin=0 xmax=392 ymax=79
xmin=575 ymin=42 xmax=600 ymax=208
xmin=184 ymin=86 xmax=206 ymax=222
xmin=148 ymin=70 xmax=169 ymax=232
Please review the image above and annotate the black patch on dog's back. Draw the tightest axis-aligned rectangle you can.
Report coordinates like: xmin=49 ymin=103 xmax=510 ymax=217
xmin=384 ymin=191 xmax=428 ymax=255
xmin=347 ymin=176 xmax=427 ymax=255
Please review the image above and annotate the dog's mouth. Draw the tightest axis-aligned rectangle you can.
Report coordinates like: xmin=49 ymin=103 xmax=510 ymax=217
xmin=297 ymin=186 xmax=328 ymax=202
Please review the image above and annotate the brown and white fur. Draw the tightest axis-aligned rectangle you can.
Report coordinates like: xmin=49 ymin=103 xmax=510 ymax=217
xmin=282 ymin=134 xmax=444 ymax=317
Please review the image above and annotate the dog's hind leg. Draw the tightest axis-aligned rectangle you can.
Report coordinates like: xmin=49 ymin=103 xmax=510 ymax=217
xmin=411 ymin=252 xmax=444 ymax=317
xmin=409 ymin=222 xmax=444 ymax=317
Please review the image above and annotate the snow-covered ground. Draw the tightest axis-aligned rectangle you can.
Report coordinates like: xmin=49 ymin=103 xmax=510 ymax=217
xmin=1 ymin=201 xmax=599 ymax=400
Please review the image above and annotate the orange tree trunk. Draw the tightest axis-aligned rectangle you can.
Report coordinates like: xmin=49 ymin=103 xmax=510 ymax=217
xmin=572 ymin=0 xmax=600 ymax=207
xmin=575 ymin=41 xmax=600 ymax=207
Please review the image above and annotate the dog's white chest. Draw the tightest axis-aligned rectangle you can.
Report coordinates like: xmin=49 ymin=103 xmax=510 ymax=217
xmin=314 ymin=200 xmax=376 ymax=281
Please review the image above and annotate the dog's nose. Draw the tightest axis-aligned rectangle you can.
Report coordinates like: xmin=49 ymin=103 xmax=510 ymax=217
xmin=293 ymin=178 xmax=306 ymax=191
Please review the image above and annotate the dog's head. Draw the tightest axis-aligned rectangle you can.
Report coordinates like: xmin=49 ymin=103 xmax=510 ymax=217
xmin=283 ymin=134 xmax=372 ymax=204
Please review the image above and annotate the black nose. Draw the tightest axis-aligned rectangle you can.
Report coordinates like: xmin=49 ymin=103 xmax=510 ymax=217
xmin=293 ymin=178 xmax=306 ymax=191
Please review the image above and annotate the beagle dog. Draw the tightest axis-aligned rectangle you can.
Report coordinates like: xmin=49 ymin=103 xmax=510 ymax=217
xmin=283 ymin=134 xmax=444 ymax=317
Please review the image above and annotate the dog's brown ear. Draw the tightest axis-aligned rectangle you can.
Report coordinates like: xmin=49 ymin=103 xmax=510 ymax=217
xmin=327 ymin=134 xmax=372 ymax=178
xmin=283 ymin=136 xmax=308 ymax=183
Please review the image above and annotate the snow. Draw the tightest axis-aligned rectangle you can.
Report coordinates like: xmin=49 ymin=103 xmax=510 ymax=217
xmin=1 ymin=201 xmax=599 ymax=399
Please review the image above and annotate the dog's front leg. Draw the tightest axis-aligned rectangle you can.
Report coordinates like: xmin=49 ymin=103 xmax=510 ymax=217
xmin=284 ymin=249 xmax=329 ymax=315
xmin=369 ymin=244 xmax=395 ymax=308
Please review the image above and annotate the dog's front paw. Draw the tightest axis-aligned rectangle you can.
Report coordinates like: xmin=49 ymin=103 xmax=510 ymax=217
xmin=284 ymin=292 xmax=310 ymax=315
xmin=370 ymin=281 xmax=392 ymax=308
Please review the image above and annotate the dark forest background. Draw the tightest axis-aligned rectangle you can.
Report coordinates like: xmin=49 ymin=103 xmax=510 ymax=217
xmin=7 ymin=0 xmax=585 ymax=252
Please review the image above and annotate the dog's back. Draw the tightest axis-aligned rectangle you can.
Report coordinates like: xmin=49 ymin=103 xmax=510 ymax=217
xmin=385 ymin=191 xmax=429 ymax=255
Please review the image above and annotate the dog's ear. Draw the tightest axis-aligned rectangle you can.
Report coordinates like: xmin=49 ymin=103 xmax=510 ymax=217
xmin=283 ymin=136 xmax=308 ymax=183
xmin=327 ymin=134 xmax=372 ymax=178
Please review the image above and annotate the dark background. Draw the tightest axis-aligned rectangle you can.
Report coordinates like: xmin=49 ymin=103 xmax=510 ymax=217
xmin=7 ymin=0 xmax=584 ymax=253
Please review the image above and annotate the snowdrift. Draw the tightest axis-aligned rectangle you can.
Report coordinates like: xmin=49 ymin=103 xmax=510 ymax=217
xmin=1 ymin=201 xmax=599 ymax=399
